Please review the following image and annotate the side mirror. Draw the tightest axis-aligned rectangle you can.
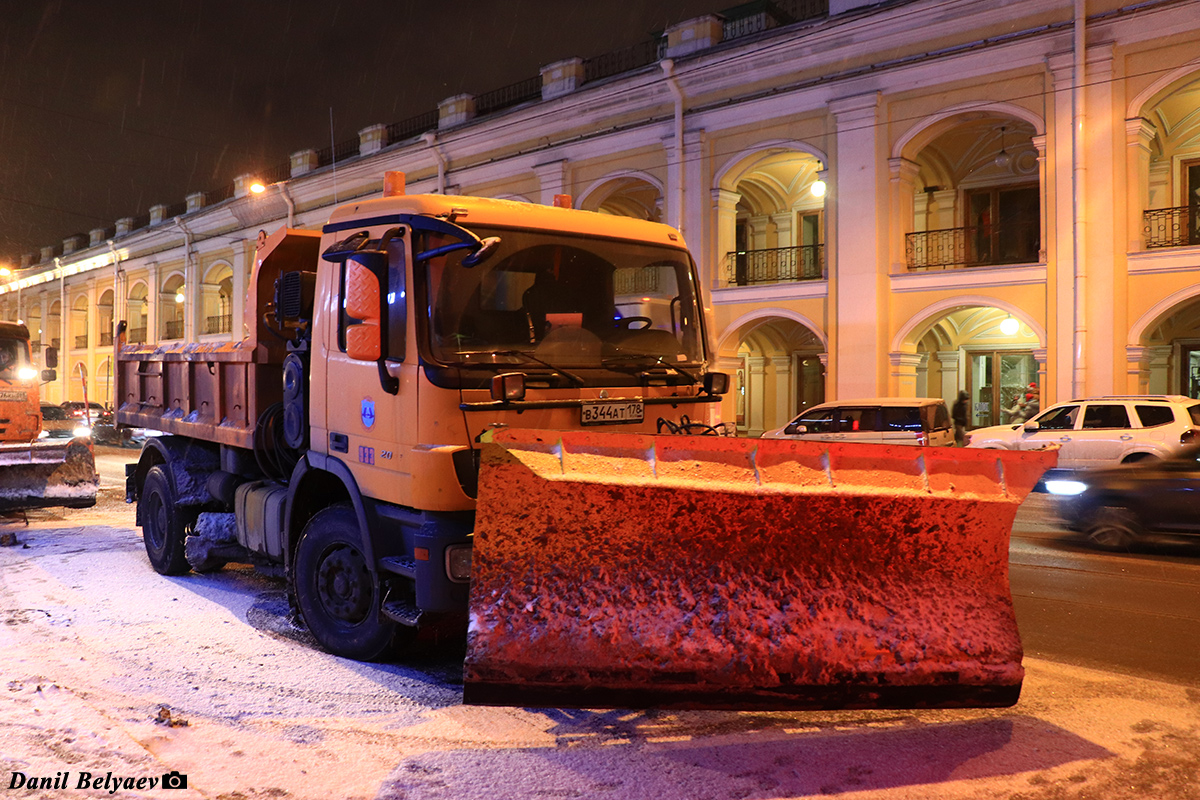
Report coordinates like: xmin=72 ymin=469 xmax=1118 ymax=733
xmin=41 ymin=369 xmax=56 ymax=382
xmin=1022 ymin=420 xmax=1040 ymax=432
xmin=344 ymin=256 xmax=382 ymax=362
xmin=44 ymin=346 xmax=58 ymax=370
xmin=703 ymin=371 xmax=730 ymax=395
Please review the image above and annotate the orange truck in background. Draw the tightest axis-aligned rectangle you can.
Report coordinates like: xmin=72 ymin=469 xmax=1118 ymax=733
xmin=0 ymin=321 xmax=98 ymax=512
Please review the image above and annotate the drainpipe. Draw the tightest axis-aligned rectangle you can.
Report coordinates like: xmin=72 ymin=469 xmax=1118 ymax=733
xmin=1072 ymin=0 xmax=1087 ymax=397
xmin=277 ymin=183 xmax=296 ymax=227
xmin=108 ymin=240 xmax=122 ymax=344
xmin=660 ymin=59 xmax=686 ymax=236
xmin=175 ymin=217 xmax=195 ymax=342
xmin=422 ymin=131 xmax=448 ymax=194
xmin=56 ymin=257 xmax=65 ymax=401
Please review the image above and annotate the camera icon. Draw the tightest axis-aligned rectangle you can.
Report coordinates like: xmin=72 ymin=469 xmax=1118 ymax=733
xmin=162 ymin=771 xmax=188 ymax=790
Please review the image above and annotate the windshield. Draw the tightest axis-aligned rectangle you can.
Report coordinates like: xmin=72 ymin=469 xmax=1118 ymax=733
xmin=422 ymin=226 xmax=705 ymax=374
xmin=0 ymin=337 xmax=29 ymax=378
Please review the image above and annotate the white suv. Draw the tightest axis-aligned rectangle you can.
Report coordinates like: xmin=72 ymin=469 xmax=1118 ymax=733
xmin=966 ymin=395 xmax=1200 ymax=470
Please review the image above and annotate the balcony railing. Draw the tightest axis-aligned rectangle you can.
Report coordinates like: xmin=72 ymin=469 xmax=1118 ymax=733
xmin=723 ymin=245 xmax=825 ymax=286
xmin=1144 ymin=206 xmax=1200 ymax=249
xmin=163 ymin=320 xmax=184 ymax=340
xmin=100 ymin=331 xmax=113 ymax=347
xmin=128 ymin=327 xmax=147 ymax=344
xmin=74 ymin=334 xmax=88 ymax=349
xmin=906 ymin=220 xmax=1040 ymax=270
xmin=205 ymin=314 xmax=233 ymax=335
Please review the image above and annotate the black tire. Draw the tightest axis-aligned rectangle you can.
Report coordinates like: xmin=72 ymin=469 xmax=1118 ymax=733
xmin=293 ymin=504 xmax=396 ymax=661
xmin=140 ymin=465 xmax=192 ymax=575
xmin=1085 ymin=505 xmax=1140 ymax=551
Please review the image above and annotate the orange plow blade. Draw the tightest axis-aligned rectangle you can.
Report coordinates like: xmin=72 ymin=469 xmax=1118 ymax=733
xmin=0 ymin=438 xmax=98 ymax=513
xmin=463 ymin=430 xmax=1057 ymax=710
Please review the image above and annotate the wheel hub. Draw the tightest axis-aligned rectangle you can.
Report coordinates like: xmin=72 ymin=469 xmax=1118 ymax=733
xmin=316 ymin=545 xmax=372 ymax=623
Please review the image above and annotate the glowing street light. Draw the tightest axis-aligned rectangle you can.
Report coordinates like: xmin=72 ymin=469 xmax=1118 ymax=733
xmin=1000 ymin=315 xmax=1020 ymax=336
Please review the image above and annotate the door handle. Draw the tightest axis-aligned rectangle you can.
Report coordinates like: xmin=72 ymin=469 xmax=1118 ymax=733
xmin=1059 ymin=436 xmax=1072 ymax=442
xmin=1120 ymin=434 xmax=1133 ymax=441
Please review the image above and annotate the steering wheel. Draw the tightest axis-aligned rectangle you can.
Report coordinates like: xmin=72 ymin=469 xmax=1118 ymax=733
xmin=616 ymin=316 xmax=653 ymax=330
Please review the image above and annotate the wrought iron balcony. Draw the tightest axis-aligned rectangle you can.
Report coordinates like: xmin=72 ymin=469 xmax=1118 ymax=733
xmin=74 ymin=334 xmax=88 ymax=349
xmin=1144 ymin=206 xmax=1200 ymax=249
xmin=128 ymin=327 xmax=147 ymax=344
xmin=100 ymin=331 xmax=113 ymax=347
xmin=163 ymin=320 xmax=184 ymax=340
xmin=722 ymin=245 xmax=825 ymax=286
xmin=205 ymin=314 xmax=233 ymax=335
xmin=906 ymin=220 xmax=1040 ymax=270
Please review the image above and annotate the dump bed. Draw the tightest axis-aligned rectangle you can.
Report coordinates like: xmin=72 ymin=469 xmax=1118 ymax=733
xmin=114 ymin=229 xmax=321 ymax=447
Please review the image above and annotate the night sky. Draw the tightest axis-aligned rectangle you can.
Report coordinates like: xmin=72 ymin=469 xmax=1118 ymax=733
xmin=0 ymin=1 xmax=727 ymax=265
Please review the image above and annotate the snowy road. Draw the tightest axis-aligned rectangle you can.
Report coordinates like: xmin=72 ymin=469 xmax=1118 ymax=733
xmin=1 ymin=494 xmax=1198 ymax=800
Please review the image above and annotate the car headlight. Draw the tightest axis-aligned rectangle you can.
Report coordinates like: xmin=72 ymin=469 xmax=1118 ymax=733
xmin=38 ymin=429 xmax=49 ymax=439
xmin=1045 ymin=479 xmax=1088 ymax=496
xmin=445 ymin=544 xmax=472 ymax=582
xmin=72 ymin=425 xmax=92 ymax=438
xmin=18 ymin=367 xmax=37 ymax=381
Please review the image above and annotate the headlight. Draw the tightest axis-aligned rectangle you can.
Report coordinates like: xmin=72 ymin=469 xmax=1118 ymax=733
xmin=38 ymin=429 xmax=49 ymax=439
xmin=445 ymin=544 xmax=472 ymax=582
xmin=1045 ymin=479 xmax=1088 ymax=496
xmin=18 ymin=367 xmax=37 ymax=381
xmin=72 ymin=425 xmax=92 ymax=438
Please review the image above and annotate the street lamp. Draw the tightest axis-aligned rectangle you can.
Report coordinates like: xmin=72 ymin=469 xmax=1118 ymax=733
xmin=248 ymin=178 xmax=295 ymax=226
xmin=1000 ymin=315 xmax=1020 ymax=336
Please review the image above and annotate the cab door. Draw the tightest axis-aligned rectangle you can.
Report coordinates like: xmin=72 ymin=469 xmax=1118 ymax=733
xmin=316 ymin=228 xmax=418 ymax=507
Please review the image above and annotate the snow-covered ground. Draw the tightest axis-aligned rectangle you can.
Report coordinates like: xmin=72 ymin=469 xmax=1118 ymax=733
xmin=1 ymin=496 xmax=1197 ymax=800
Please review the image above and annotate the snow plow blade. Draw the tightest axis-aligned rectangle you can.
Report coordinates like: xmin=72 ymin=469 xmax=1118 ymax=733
xmin=0 ymin=438 xmax=99 ymax=513
xmin=463 ymin=430 xmax=1057 ymax=711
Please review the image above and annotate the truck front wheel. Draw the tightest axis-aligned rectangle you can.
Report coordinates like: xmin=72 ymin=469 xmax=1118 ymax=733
xmin=141 ymin=465 xmax=192 ymax=576
xmin=293 ymin=504 xmax=396 ymax=661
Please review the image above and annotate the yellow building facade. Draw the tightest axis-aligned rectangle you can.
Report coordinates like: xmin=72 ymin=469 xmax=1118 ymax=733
xmin=4 ymin=0 xmax=1199 ymax=436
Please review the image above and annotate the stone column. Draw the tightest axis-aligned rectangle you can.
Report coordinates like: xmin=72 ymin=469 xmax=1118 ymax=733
xmin=888 ymin=157 xmax=920 ymax=273
xmin=747 ymin=355 xmax=767 ymax=437
xmin=771 ymin=354 xmax=793 ymax=431
xmin=830 ymin=92 xmax=885 ymax=397
xmin=1047 ymin=52 xmax=1076 ymax=401
xmin=937 ymin=349 xmax=961 ymax=407
xmin=888 ymin=351 xmax=923 ymax=397
xmin=534 ymin=160 xmax=569 ymax=207
xmin=711 ymin=188 xmax=741 ymax=288
xmin=1125 ymin=118 xmax=1155 ymax=253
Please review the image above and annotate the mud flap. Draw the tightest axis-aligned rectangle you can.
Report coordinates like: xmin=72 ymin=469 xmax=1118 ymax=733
xmin=0 ymin=439 xmax=99 ymax=513
xmin=463 ymin=430 xmax=1056 ymax=710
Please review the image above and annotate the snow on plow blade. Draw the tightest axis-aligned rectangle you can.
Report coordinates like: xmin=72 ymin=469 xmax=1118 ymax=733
xmin=0 ymin=439 xmax=99 ymax=513
xmin=463 ymin=430 xmax=1057 ymax=711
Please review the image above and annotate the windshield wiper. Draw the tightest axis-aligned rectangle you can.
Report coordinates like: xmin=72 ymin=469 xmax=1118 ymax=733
xmin=601 ymin=352 xmax=699 ymax=384
xmin=491 ymin=350 xmax=586 ymax=386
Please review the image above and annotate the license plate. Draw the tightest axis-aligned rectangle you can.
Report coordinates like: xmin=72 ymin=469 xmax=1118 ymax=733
xmin=581 ymin=400 xmax=644 ymax=426
xmin=0 ymin=390 xmax=25 ymax=402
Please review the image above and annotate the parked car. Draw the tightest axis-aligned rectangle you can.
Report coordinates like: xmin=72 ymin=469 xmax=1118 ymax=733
xmin=966 ymin=395 xmax=1200 ymax=470
xmin=761 ymin=397 xmax=954 ymax=446
xmin=39 ymin=404 xmax=91 ymax=440
xmin=61 ymin=401 xmax=106 ymax=421
xmin=1046 ymin=443 xmax=1200 ymax=550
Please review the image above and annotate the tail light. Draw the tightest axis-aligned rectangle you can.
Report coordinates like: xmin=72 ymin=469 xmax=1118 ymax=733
xmin=1182 ymin=429 xmax=1196 ymax=445
xmin=917 ymin=432 xmax=929 ymax=446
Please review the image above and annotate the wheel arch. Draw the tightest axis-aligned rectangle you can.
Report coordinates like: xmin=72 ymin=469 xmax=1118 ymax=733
xmin=130 ymin=436 xmax=220 ymax=518
xmin=284 ymin=454 xmax=372 ymax=574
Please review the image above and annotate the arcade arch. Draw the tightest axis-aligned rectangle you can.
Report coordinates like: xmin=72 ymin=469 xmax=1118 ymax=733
xmin=1130 ymin=291 xmax=1200 ymax=398
xmin=897 ymin=108 xmax=1043 ymax=270
xmin=202 ymin=262 xmax=234 ymax=335
xmin=718 ymin=312 xmax=826 ymax=436
xmin=578 ymin=173 xmax=664 ymax=222
xmin=127 ymin=282 xmax=149 ymax=343
xmin=1129 ymin=66 xmax=1200 ymax=249
xmin=714 ymin=144 xmax=826 ymax=288
xmin=894 ymin=301 xmax=1044 ymax=428
xmin=160 ymin=273 xmax=186 ymax=340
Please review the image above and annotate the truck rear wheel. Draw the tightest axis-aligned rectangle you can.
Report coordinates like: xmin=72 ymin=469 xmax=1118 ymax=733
xmin=293 ymin=504 xmax=396 ymax=661
xmin=141 ymin=465 xmax=192 ymax=575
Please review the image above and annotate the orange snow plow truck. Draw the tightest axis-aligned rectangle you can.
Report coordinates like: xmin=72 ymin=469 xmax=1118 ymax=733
xmin=0 ymin=322 xmax=98 ymax=512
xmin=117 ymin=179 xmax=1055 ymax=710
